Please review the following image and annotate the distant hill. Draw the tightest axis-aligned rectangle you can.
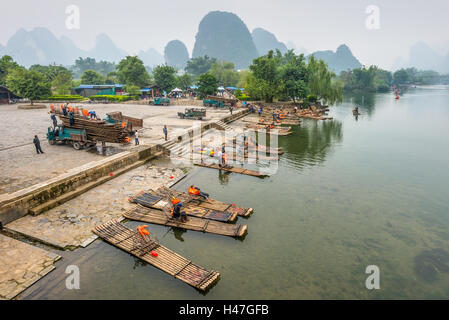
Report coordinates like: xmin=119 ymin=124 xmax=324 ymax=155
xmin=309 ymin=44 xmax=362 ymax=74
xmin=286 ymin=41 xmax=309 ymax=56
xmin=408 ymin=41 xmax=447 ymax=73
xmin=252 ymin=28 xmax=288 ymax=56
xmin=391 ymin=41 xmax=449 ymax=74
xmin=1 ymin=27 xmax=164 ymax=68
xmin=192 ymin=11 xmax=259 ymax=69
xmin=89 ymin=34 xmax=127 ymax=63
xmin=164 ymin=40 xmax=190 ymax=70
xmin=138 ymin=48 xmax=164 ymax=68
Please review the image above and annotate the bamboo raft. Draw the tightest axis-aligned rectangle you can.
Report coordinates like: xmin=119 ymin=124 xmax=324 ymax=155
xmin=245 ymin=125 xmax=293 ymax=136
xmin=194 ymin=162 xmax=269 ymax=177
xmin=195 ymin=149 xmax=279 ymax=161
xmin=129 ymin=191 xmax=238 ymax=222
xmin=124 ymin=205 xmax=248 ymax=238
xmin=93 ymin=219 xmax=220 ymax=291
xmin=244 ymin=119 xmax=301 ymax=126
xmin=227 ymin=137 xmax=284 ymax=154
xmin=153 ymin=186 xmax=253 ymax=217
xmin=131 ymin=186 xmax=252 ymax=217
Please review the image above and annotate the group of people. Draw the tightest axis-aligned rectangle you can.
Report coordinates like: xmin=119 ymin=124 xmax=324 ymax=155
xmin=169 ymin=185 xmax=210 ymax=222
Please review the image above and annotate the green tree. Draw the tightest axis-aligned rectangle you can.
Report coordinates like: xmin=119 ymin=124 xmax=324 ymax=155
xmin=116 ymin=56 xmax=151 ymax=87
xmin=176 ymin=73 xmax=194 ymax=90
xmin=71 ymin=57 xmax=116 ymax=78
xmin=185 ymin=55 xmax=217 ymax=76
xmin=125 ymin=85 xmax=142 ymax=96
xmin=209 ymin=61 xmax=240 ymax=87
xmin=6 ymin=68 xmax=51 ymax=105
xmin=307 ymin=56 xmax=343 ymax=105
xmin=153 ymin=64 xmax=177 ymax=93
xmin=52 ymin=70 xmax=73 ymax=94
xmin=278 ymin=54 xmax=308 ymax=102
xmin=197 ymin=73 xmax=218 ymax=97
xmin=105 ymin=71 xmax=119 ymax=84
xmin=81 ymin=69 xmax=105 ymax=85
xmin=246 ymin=50 xmax=281 ymax=102
xmin=393 ymin=69 xmax=410 ymax=85
xmin=0 ymin=55 xmax=19 ymax=86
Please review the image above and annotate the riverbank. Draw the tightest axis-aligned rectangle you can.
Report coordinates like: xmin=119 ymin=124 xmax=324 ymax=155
xmin=0 ymin=102 xmax=250 ymax=299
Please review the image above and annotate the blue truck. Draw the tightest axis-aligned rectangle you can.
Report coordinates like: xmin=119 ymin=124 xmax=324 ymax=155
xmin=47 ymin=125 xmax=95 ymax=150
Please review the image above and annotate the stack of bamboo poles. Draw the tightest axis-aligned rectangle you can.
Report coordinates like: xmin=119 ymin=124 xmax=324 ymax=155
xmin=57 ymin=114 xmax=130 ymax=143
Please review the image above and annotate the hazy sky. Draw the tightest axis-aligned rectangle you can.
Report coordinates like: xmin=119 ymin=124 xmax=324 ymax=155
xmin=1 ymin=0 xmax=449 ymax=69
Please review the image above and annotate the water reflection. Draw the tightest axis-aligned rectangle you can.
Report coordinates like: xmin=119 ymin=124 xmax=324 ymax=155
xmin=346 ymin=93 xmax=376 ymax=117
xmin=218 ymin=170 xmax=231 ymax=185
xmin=281 ymin=120 xmax=343 ymax=170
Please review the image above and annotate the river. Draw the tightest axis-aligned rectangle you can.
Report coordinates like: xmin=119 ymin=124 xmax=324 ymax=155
xmin=22 ymin=86 xmax=449 ymax=299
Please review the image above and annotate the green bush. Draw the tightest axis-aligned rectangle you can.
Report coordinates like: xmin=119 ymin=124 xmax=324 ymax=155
xmin=46 ymin=95 xmax=85 ymax=101
xmin=89 ymin=95 xmax=139 ymax=102
xmin=236 ymin=93 xmax=251 ymax=101
xmin=306 ymin=94 xmax=317 ymax=103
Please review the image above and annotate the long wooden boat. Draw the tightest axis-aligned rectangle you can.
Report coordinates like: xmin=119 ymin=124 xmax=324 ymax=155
xmin=123 ymin=205 xmax=248 ymax=238
xmin=93 ymin=219 xmax=220 ymax=291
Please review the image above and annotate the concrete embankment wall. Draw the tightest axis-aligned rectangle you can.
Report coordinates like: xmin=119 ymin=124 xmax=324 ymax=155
xmin=0 ymin=145 xmax=162 ymax=226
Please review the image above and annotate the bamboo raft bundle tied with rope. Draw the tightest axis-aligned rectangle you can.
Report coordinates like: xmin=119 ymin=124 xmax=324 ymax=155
xmin=195 ymin=148 xmax=279 ymax=162
xmin=155 ymin=186 xmax=253 ymax=217
xmin=227 ymin=138 xmax=284 ymax=155
xmin=124 ymin=205 xmax=248 ymax=238
xmin=129 ymin=186 xmax=253 ymax=218
xmin=194 ymin=161 xmax=269 ymax=178
xmin=93 ymin=219 xmax=220 ymax=291
xmin=245 ymin=125 xmax=293 ymax=136
xmin=129 ymin=191 xmax=238 ymax=222
xmin=244 ymin=118 xmax=301 ymax=126
xmin=57 ymin=114 xmax=130 ymax=143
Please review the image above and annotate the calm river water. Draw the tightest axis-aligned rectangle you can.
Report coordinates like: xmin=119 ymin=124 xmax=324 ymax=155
xmin=23 ymin=87 xmax=449 ymax=299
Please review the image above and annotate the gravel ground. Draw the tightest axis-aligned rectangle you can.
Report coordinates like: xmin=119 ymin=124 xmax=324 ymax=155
xmin=0 ymin=103 xmax=230 ymax=194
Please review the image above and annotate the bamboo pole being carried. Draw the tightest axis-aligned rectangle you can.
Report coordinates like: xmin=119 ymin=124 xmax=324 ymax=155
xmin=124 ymin=205 xmax=248 ymax=238
xmin=92 ymin=219 xmax=220 ymax=291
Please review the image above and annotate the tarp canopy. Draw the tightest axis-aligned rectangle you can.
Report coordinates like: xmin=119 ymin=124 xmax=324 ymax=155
xmin=171 ymin=88 xmax=182 ymax=92
xmin=217 ymin=86 xmax=225 ymax=91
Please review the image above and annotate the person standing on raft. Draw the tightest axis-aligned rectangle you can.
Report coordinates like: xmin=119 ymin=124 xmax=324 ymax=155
xmin=188 ymin=185 xmax=210 ymax=200
xmin=171 ymin=198 xmax=188 ymax=222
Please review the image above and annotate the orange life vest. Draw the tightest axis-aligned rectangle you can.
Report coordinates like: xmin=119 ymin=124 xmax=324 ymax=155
xmin=171 ymin=198 xmax=180 ymax=205
xmin=188 ymin=187 xmax=200 ymax=195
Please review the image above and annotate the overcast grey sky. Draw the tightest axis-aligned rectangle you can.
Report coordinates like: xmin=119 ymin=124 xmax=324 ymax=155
xmin=1 ymin=0 xmax=449 ymax=69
